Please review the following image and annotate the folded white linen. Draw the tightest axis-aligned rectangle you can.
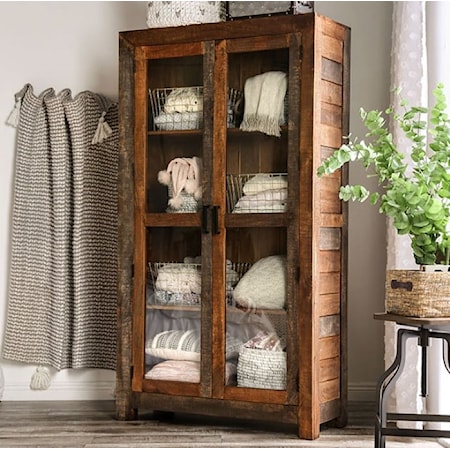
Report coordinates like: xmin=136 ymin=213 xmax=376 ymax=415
xmin=155 ymin=264 xmax=201 ymax=294
xmin=242 ymin=174 xmax=288 ymax=195
xmin=233 ymin=188 xmax=288 ymax=213
xmin=240 ymin=71 xmax=287 ymax=137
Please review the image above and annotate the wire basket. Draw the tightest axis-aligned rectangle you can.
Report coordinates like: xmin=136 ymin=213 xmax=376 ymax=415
xmin=226 ymin=173 xmax=288 ymax=213
xmin=237 ymin=347 xmax=286 ymax=390
xmin=147 ymin=261 xmax=250 ymax=306
xmin=149 ymin=87 xmax=243 ymax=131
xmin=150 ymin=87 xmax=203 ymax=131
xmin=148 ymin=262 xmax=202 ymax=306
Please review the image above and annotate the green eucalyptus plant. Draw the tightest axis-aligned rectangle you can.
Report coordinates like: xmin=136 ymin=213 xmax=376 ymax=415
xmin=317 ymin=83 xmax=450 ymax=266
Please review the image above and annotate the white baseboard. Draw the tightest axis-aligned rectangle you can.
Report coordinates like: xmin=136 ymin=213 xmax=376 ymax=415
xmin=2 ymin=380 xmax=376 ymax=403
xmin=2 ymin=380 xmax=115 ymax=401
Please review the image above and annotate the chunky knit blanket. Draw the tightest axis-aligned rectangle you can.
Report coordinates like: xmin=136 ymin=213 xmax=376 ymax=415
xmin=2 ymin=84 xmax=118 ymax=371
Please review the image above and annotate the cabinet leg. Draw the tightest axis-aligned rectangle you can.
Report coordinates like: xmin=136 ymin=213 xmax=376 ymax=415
xmin=115 ymin=392 xmax=138 ymax=421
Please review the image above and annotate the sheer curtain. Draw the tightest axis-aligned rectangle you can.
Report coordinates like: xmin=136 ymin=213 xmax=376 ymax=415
xmin=387 ymin=0 xmax=450 ymax=430
xmin=386 ymin=1 xmax=425 ymax=425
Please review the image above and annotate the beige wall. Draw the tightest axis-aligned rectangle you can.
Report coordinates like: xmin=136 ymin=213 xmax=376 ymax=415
xmin=0 ymin=1 xmax=392 ymax=401
xmin=315 ymin=1 xmax=392 ymax=399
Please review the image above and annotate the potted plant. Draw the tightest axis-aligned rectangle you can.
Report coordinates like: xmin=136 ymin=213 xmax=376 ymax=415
xmin=317 ymin=83 xmax=450 ymax=317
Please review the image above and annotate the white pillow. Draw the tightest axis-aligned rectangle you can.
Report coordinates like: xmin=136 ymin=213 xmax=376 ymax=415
xmin=145 ymin=360 xmax=237 ymax=385
xmin=145 ymin=329 xmax=200 ymax=361
xmin=233 ymin=255 xmax=286 ymax=309
xmin=146 ymin=329 xmax=243 ymax=362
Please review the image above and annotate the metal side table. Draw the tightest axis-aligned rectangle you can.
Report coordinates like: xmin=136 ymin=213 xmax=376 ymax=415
xmin=374 ymin=313 xmax=450 ymax=448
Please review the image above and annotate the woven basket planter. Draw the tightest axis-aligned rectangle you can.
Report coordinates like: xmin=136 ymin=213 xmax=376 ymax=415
xmin=386 ymin=269 xmax=450 ymax=318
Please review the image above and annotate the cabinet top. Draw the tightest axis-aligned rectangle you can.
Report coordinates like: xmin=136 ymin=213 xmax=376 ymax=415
xmin=119 ymin=13 xmax=349 ymax=49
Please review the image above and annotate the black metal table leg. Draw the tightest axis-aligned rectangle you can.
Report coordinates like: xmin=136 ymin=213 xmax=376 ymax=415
xmin=375 ymin=328 xmax=419 ymax=448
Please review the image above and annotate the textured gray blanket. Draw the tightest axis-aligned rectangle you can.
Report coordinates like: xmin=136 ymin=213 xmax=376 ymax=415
xmin=2 ymin=84 xmax=118 ymax=370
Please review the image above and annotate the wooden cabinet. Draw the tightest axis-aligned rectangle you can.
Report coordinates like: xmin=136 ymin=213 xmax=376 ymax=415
xmin=117 ymin=13 xmax=350 ymax=440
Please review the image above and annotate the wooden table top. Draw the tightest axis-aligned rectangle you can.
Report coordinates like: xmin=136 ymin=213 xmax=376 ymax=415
xmin=374 ymin=312 xmax=450 ymax=327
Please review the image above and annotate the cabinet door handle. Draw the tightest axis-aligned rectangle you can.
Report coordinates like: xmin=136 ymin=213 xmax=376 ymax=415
xmin=212 ymin=205 xmax=220 ymax=235
xmin=202 ymin=205 xmax=210 ymax=234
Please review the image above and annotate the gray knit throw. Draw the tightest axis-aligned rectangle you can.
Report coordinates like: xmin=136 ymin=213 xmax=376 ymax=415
xmin=2 ymin=84 xmax=118 ymax=371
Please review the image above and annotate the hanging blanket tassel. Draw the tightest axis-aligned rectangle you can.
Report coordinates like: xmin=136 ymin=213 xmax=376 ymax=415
xmin=6 ymin=96 xmax=22 ymax=128
xmin=92 ymin=111 xmax=113 ymax=144
xmin=29 ymin=366 xmax=51 ymax=390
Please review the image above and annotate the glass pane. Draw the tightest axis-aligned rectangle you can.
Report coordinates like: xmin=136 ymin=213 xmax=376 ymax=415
xmin=225 ymin=228 xmax=287 ymax=390
xmin=225 ymin=46 xmax=289 ymax=390
xmin=145 ymin=227 xmax=202 ymax=383
xmin=146 ymin=55 xmax=204 ymax=214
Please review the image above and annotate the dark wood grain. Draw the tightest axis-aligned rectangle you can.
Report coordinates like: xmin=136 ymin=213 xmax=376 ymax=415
xmin=118 ymin=13 xmax=350 ymax=441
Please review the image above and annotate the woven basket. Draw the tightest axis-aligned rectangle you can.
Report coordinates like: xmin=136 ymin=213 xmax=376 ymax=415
xmin=385 ymin=269 xmax=450 ymax=317
xmin=237 ymin=347 xmax=286 ymax=390
xmin=166 ymin=182 xmax=202 ymax=213
xmin=147 ymin=1 xmax=226 ymax=28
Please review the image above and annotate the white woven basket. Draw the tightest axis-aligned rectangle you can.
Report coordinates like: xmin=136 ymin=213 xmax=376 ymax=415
xmin=147 ymin=1 xmax=226 ymax=28
xmin=237 ymin=347 xmax=286 ymax=390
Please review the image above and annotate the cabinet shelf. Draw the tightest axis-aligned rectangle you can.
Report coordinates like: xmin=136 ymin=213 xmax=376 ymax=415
xmin=146 ymin=304 xmax=200 ymax=312
xmin=144 ymin=213 xmax=201 ymax=227
xmin=225 ymin=213 xmax=287 ymax=228
xmin=148 ymin=129 xmax=203 ymax=137
xmin=145 ymin=304 xmax=287 ymax=314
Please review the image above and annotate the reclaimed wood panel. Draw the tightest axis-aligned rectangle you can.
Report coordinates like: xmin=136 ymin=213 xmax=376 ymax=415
xmin=320 ymin=227 xmax=341 ymax=250
xmin=320 ymin=123 xmax=343 ymax=148
xmin=321 ymin=34 xmax=343 ymax=63
xmin=320 ymin=80 xmax=343 ymax=107
xmin=320 ymin=145 xmax=339 ymax=161
xmin=321 ymin=102 xmax=343 ymax=129
xmin=321 ymin=58 xmax=343 ymax=85
xmin=319 ymin=250 xmax=341 ymax=273
xmin=320 ymin=378 xmax=340 ymax=403
xmin=319 ymin=315 xmax=340 ymax=338
xmin=320 ymin=176 xmax=342 ymax=213
xmin=319 ymin=293 xmax=341 ymax=317
xmin=319 ymin=336 xmax=340 ymax=360
xmin=319 ymin=272 xmax=340 ymax=295
xmin=320 ymin=356 xmax=340 ymax=382
xmin=320 ymin=398 xmax=342 ymax=424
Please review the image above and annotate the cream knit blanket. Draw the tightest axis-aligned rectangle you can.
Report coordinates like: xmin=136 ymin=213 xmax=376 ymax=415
xmin=240 ymin=71 xmax=287 ymax=137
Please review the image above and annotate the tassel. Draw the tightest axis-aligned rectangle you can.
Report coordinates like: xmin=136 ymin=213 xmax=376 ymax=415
xmin=6 ymin=97 xmax=22 ymax=128
xmin=29 ymin=366 xmax=51 ymax=390
xmin=92 ymin=111 xmax=112 ymax=144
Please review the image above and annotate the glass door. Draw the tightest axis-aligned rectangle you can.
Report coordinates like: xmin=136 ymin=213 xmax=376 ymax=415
xmin=132 ymin=43 xmax=213 ymax=395
xmin=217 ymin=34 xmax=301 ymax=402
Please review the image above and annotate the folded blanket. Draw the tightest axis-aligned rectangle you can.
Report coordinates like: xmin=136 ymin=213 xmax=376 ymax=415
xmin=243 ymin=174 xmax=288 ymax=195
xmin=155 ymin=264 xmax=201 ymax=294
xmin=154 ymin=111 xmax=203 ymax=131
xmin=233 ymin=188 xmax=288 ymax=213
xmin=240 ymin=71 xmax=287 ymax=137
xmin=164 ymin=87 xmax=203 ymax=113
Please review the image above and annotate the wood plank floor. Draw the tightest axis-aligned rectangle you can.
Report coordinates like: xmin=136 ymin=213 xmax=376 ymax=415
xmin=0 ymin=400 xmax=445 ymax=448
